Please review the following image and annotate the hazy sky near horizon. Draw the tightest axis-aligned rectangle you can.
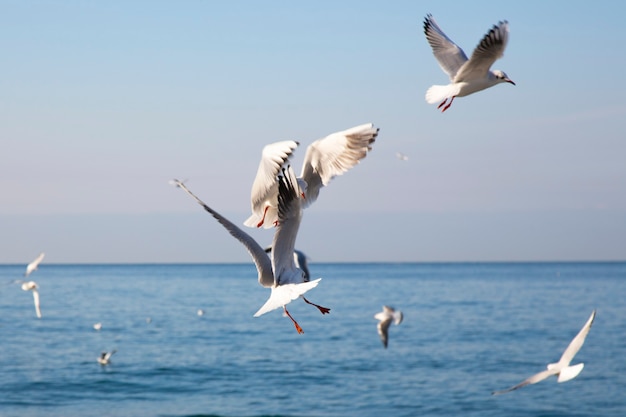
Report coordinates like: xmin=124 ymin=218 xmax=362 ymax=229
xmin=1 ymin=1 xmax=625 ymax=263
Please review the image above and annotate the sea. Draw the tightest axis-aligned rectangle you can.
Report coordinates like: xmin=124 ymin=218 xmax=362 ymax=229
xmin=0 ymin=262 xmax=624 ymax=417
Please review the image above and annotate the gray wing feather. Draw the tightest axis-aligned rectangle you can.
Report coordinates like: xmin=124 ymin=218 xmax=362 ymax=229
xmin=423 ymin=14 xmax=468 ymax=80
xmin=172 ymin=180 xmax=274 ymax=287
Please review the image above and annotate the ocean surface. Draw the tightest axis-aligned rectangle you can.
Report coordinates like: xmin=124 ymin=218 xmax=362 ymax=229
xmin=0 ymin=262 xmax=624 ymax=417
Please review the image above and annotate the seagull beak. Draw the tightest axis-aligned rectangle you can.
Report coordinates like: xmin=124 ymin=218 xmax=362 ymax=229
xmin=506 ymin=78 xmax=516 ymax=86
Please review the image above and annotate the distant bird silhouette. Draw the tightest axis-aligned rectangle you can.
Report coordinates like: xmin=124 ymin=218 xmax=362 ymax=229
xmin=493 ymin=310 xmax=596 ymax=395
xmin=374 ymin=306 xmax=403 ymax=348
xmin=24 ymin=252 xmax=45 ymax=277
xmin=423 ymin=14 xmax=514 ymax=112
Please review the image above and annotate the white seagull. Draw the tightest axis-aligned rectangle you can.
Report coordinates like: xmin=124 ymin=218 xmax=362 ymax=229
xmin=374 ymin=306 xmax=403 ymax=348
xmin=492 ymin=310 xmax=596 ymax=395
xmin=24 ymin=252 xmax=45 ymax=277
xmin=244 ymin=123 xmax=378 ymax=229
xmin=98 ymin=350 xmax=117 ymax=365
xmin=93 ymin=322 xmax=102 ymax=331
xmin=423 ymin=14 xmax=515 ymax=112
xmin=171 ymin=168 xmax=329 ymax=334
xmin=21 ymin=281 xmax=42 ymax=318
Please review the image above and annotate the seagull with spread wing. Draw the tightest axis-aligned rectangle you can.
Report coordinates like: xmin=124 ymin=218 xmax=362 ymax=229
xmin=492 ymin=310 xmax=596 ymax=395
xmin=423 ymin=14 xmax=515 ymax=112
xmin=244 ymin=123 xmax=378 ymax=229
xmin=171 ymin=167 xmax=329 ymax=334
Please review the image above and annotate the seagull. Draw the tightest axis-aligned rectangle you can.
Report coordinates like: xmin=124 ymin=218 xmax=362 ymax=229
xmin=492 ymin=310 xmax=596 ymax=395
xmin=395 ymin=152 xmax=409 ymax=161
xmin=21 ymin=281 xmax=42 ymax=318
xmin=24 ymin=252 xmax=45 ymax=277
xmin=98 ymin=350 xmax=117 ymax=365
xmin=197 ymin=309 xmax=205 ymax=316
xmin=93 ymin=322 xmax=102 ymax=331
xmin=244 ymin=123 xmax=378 ymax=229
xmin=171 ymin=168 xmax=329 ymax=334
xmin=423 ymin=14 xmax=515 ymax=112
xmin=374 ymin=306 xmax=403 ymax=348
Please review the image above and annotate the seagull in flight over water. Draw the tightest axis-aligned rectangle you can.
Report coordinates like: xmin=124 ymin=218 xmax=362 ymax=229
xmin=492 ymin=310 xmax=596 ymax=395
xmin=171 ymin=168 xmax=330 ymax=334
xmin=375 ymin=306 xmax=403 ymax=348
xmin=24 ymin=252 xmax=45 ymax=277
xmin=244 ymin=123 xmax=378 ymax=229
xmin=423 ymin=14 xmax=515 ymax=112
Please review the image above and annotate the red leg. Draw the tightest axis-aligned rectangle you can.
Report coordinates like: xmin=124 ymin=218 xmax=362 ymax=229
xmin=437 ymin=99 xmax=448 ymax=109
xmin=256 ymin=206 xmax=270 ymax=228
xmin=441 ymin=96 xmax=455 ymax=112
xmin=303 ymin=297 xmax=331 ymax=315
xmin=283 ymin=307 xmax=304 ymax=334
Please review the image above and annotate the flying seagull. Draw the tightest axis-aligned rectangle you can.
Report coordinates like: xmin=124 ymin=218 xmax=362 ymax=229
xmin=423 ymin=14 xmax=515 ymax=112
xmin=375 ymin=306 xmax=403 ymax=348
xmin=492 ymin=310 xmax=596 ymax=395
xmin=98 ymin=350 xmax=117 ymax=365
xmin=171 ymin=168 xmax=329 ymax=334
xmin=244 ymin=123 xmax=378 ymax=229
xmin=24 ymin=252 xmax=45 ymax=277
xmin=21 ymin=281 xmax=42 ymax=318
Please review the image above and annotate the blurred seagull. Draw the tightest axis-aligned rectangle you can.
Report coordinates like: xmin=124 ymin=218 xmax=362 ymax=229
xmin=375 ymin=306 xmax=403 ymax=348
xmin=395 ymin=152 xmax=409 ymax=161
xmin=171 ymin=168 xmax=329 ymax=334
xmin=93 ymin=322 xmax=102 ymax=331
xmin=21 ymin=281 xmax=42 ymax=318
xmin=98 ymin=350 xmax=117 ymax=365
xmin=492 ymin=310 xmax=596 ymax=395
xmin=423 ymin=14 xmax=515 ymax=112
xmin=197 ymin=309 xmax=205 ymax=316
xmin=24 ymin=252 xmax=45 ymax=277
xmin=244 ymin=123 xmax=378 ymax=229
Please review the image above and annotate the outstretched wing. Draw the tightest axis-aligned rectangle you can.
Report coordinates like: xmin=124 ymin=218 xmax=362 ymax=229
xmin=558 ymin=310 xmax=596 ymax=366
xmin=271 ymin=167 xmax=303 ymax=286
xmin=492 ymin=369 xmax=555 ymax=395
xmin=300 ymin=123 xmax=378 ymax=208
xmin=454 ymin=20 xmax=509 ymax=82
xmin=423 ymin=14 xmax=468 ymax=80
xmin=172 ymin=180 xmax=274 ymax=287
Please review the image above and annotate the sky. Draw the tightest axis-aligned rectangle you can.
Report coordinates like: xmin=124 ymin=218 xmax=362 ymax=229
xmin=1 ymin=1 xmax=625 ymax=263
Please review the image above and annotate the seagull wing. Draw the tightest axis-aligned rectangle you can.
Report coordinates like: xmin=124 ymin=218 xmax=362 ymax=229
xmin=377 ymin=317 xmax=392 ymax=348
xmin=172 ymin=180 xmax=274 ymax=287
xmin=271 ymin=167 xmax=303 ymax=286
xmin=454 ymin=20 xmax=509 ymax=82
xmin=423 ymin=14 xmax=468 ymax=80
xmin=245 ymin=141 xmax=299 ymax=229
xmin=25 ymin=252 xmax=45 ymax=277
xmin=558 ymin=310 xmax=596 ymax=366
xmin=300 ymin=123 xmax=378 ymax=208
xmin=31 ymin=288 xmax=42 ymax=318
xmin=492 ymin=368 xmax=556 ymax=395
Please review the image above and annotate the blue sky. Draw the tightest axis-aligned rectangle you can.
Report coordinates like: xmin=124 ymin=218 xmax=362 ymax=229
xmin=1 ymin=1 xmax=625 ymax=263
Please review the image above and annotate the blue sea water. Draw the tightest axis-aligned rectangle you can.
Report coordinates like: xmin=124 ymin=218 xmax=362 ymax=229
xmin=0 ymin=262 xmax=624 ymax=417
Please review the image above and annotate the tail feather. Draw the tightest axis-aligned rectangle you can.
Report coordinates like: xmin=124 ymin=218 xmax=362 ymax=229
xmin=557 ymin=363 xmax=584 ymax=383
xmin=254 ymin=278 xmax=321 ymax=317
xmin=425 ymin=84 xmax=459 ymax=104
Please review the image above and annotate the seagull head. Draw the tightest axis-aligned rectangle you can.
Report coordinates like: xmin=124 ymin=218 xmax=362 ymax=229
xmin=493 ymin=70 xmax=515 ymax=85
